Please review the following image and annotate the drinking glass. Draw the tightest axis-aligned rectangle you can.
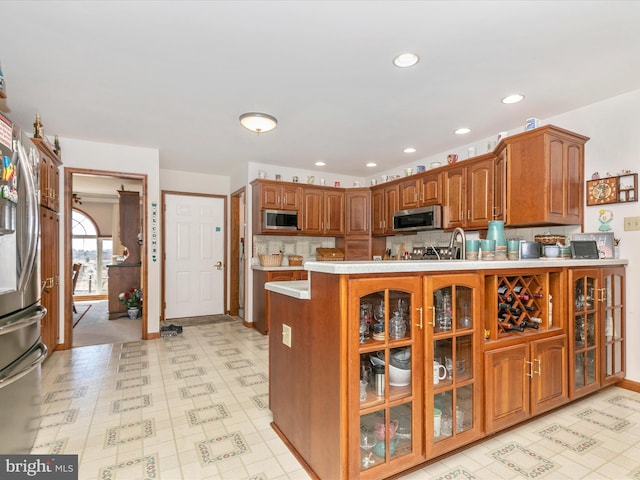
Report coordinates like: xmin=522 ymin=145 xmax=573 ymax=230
xmin=360 ymin=431 xmax=376 ymax=467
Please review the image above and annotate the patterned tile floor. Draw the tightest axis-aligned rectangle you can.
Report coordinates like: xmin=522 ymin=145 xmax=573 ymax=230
xmin=33 ymin=319 xmax=640 ymax=479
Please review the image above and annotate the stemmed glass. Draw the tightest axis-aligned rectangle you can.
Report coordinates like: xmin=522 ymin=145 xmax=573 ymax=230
xmin=360 ymin=431 xmax=377 ymax=467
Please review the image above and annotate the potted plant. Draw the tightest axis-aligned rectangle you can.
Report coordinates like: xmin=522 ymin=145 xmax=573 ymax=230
xmin=119 ymin=287 xmax=142 ymax=319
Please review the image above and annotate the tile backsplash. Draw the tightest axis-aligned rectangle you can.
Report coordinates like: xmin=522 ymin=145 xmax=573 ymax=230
xmin=253 ymin=235 xmax=336 ymax=265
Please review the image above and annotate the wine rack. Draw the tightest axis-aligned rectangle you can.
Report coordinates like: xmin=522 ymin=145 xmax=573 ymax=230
xmin=496 ymin=275 xmax=545 ymax=336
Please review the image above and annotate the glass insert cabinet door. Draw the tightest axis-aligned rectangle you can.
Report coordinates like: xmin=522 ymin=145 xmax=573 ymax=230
xmin=570 ymin=269 xmax=600 ymax=397
xmin=425 ymin=273 xmax=481 ymax=457
xmin=602 ymin=267 xmax=625 ymax=384
xmin=349 ymin=277 xmax=424 ymax=478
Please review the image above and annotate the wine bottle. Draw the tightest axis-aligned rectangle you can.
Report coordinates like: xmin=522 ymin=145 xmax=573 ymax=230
xmin=517 ymin=293 xmax=530 ymax=301
xmin=498 ymin=293 xmax=514 ymax=303
xmin=497 ymin=285 xmax=508 ymax=295
xmin=532 ymin=292 xmax=544 ymax=299
xmin=498 ymin=303 xmax=511 ymax=310
xmin=509 ymin=307 xmax=522 ymax=315
xmin=521 ymin=320 xmax=539 ymax=330
xmin=513 ymin=286 xmax=523 ymax=294
xmin=523 ymin=305 xmax=536 ymax=312
xmin=529 ymin=317 xmax=542 ymax=323
xmin=498 ymin=320 xmax=525 ymax=332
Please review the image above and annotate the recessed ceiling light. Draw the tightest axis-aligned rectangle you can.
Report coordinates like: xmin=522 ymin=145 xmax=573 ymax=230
xmin=403 ymin=147 xmax=417 ymax=154
xmin=393 ymin=53 xmax=419 ymax=68
xmin=502 ymin=94 xmax=525 ymax=104
xmin=454 ymin=127 xmax=471 ymax=135
xmin=366 ymin=162 xmax=377 ymax=168
xmin=315 ymin=161 xmax=326 ymax=167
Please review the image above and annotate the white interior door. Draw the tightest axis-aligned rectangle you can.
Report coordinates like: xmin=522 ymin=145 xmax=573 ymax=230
xmin=164 ymin=194 xmax=225 ymax=318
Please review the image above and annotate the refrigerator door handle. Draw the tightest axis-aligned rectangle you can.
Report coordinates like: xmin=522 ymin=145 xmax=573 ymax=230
xmin=0 ymin=305 xmax=46 ymax=337
xmin=0 ymin=342 xmax=47 ymax=389
xmin=15 ymin=140 xmax=39 ymax=293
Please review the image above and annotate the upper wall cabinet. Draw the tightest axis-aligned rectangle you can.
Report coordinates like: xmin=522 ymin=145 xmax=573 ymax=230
xmin=254 ymin=180 xmax=301 ymax=211
xmin=501 ymin=125 xmax=589 ymax=227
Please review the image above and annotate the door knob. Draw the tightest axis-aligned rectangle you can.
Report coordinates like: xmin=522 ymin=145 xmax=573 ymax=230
xmin=215 ymin=261 xmax=223 ymax=270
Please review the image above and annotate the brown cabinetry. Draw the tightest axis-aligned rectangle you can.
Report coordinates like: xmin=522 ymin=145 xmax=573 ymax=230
xmin=420 ymin=172 xmax=442 ymax=207
xmin=255 ymin=181 xmax=301 ymax=210
xmin=301 ymin=187 xmax=344 ymax=235
xmin=32 ymin=138 xmax=61 ymax=355
xmin=484 ymin=335 xmax=568 ymax=433
xmin=108 ymin=191 xmax=141 ymax=319
xmin=504 ymin=125 xmax=588 ymax=226
xmin=253 ymin=269 xmax=308 ymax=334
xmin=442 ymin=156 xmax=493 ymax=230
xmin=425 ymin=273 xmax=483 ymax=458
xmin=568 ymin=267 xmax=625 ymax=399
xmin=371 ymin=184 xmax=398 ymax=235
xmin=40 ymin=207 xmax=59 ymax=353
xmin=33 ymin=138 xmax=61 ymax=212
xmin=349 ymin=277 xmax=425 ymax=479
xmin=337 ymin=188 xmax=385 ymax=260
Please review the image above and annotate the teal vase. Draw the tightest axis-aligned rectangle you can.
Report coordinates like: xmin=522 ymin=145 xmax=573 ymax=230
xmin=487 ymin=221 xmax=506 ymax=260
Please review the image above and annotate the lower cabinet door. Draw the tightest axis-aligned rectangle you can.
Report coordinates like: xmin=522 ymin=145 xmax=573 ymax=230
xmin=484 ymin=343 xmax=529 ymax=433
xmin=530 ymin=335 xmax=568 ymax=416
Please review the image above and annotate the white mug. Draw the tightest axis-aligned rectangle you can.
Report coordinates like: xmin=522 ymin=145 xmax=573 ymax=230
xmin=433 ymin=361 xmax=447 ymax=384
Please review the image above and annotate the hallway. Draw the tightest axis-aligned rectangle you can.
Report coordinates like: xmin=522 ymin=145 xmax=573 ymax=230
xmin=34 ymin=319 xmax=640 ymax=479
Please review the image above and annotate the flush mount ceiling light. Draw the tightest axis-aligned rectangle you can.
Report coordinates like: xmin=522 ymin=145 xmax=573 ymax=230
xmin=239 ymin=112 xmax=278 ymax=134
xmin=403 ymin=147 xmax=417 ymax=154
xmin=454 ymin=127 xmax=471 ymax=135
xmin=366 ymin=162 xmax=377 ymax=167
xmin=502 ymin=94 xmax=525 ymax=104
xmin=315 ymin=161 xmax=326 ymax=166
xmin=393 ymin=53 xmax=420 ymax=68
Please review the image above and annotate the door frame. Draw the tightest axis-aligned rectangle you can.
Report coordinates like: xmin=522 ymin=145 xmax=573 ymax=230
xmin=63 ymin=168 xmax=148 ymax=350
xmin=161 ymin=191 xmax=228 ymax=321
xmin=230 ymin=186 xmax=246 ymax=318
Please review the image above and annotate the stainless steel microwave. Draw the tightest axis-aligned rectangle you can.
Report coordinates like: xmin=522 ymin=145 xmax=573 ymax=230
xmin=262 ymin=209 xmax=299 ymax=231
xmin=393 ymin=205 xmax=443 ymax=232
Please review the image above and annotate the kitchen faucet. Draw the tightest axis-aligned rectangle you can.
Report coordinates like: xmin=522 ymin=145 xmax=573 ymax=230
xmin=448 ymin=227 xmax=466 ymax=260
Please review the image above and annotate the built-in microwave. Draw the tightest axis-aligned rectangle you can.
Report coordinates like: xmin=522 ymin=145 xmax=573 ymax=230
xmin=262 ymin=209 xmax=300 ymax=231
xmin=393 ymin=205 xmax=443 ymax=232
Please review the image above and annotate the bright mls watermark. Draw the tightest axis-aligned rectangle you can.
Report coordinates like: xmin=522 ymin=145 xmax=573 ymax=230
xmin=0 ymin=455 xmax=78 ymax=479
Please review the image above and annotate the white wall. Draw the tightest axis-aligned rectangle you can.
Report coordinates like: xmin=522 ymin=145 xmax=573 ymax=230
xmin=546 ymin=89 xmax=640 ymax=383
xmin=59 ymin=138 xmax=161 ymax=338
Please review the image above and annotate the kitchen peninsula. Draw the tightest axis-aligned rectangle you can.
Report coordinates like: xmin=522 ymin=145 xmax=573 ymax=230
xmin=266 ymin=258 xmax=626 ymax=480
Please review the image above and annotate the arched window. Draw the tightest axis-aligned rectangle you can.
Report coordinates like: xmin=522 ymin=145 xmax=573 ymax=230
xmin=72 ymin=210 xmax=112 ymax=296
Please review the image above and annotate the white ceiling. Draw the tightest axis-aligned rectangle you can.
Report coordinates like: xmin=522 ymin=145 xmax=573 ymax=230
xmin=2 ymin=1 xmax=640 ymax=179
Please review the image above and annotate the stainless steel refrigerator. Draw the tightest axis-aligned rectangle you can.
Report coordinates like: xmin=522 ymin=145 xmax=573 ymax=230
xmin=0 ymin=112 xmax=47 ymax=454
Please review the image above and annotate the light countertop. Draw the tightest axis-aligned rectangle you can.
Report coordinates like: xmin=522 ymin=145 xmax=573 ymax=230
xmin=301 ymin=258 xmax=627 ymax=275
xmin=264 ymin=258 xmax=627 ymax=300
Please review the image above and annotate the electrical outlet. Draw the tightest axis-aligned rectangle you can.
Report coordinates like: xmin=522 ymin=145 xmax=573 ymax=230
xmin=282 ymin=324 xmax=292 ymax=347
xmin=624 ymin=216 xmax=640 ymax=231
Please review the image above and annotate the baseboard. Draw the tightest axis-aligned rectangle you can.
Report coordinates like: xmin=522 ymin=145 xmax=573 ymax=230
xmin=617 ymin=378 xmax=640 ymax=393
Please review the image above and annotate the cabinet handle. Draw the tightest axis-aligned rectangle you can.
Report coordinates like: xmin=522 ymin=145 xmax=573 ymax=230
xmin=534 ymin=359 xmax=541 ymax=376
xmin=525 ymin=360 xmax=533 ymax=378
xmin=416 ymin=307 xmax=423 ymax=330
xmin=427 ymin=306 xmax=435 ymax=328
xmin=597 ymin=287 xmax=607 ymax=303
xmin=467 ymin=209 xmax=471 ymax=220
